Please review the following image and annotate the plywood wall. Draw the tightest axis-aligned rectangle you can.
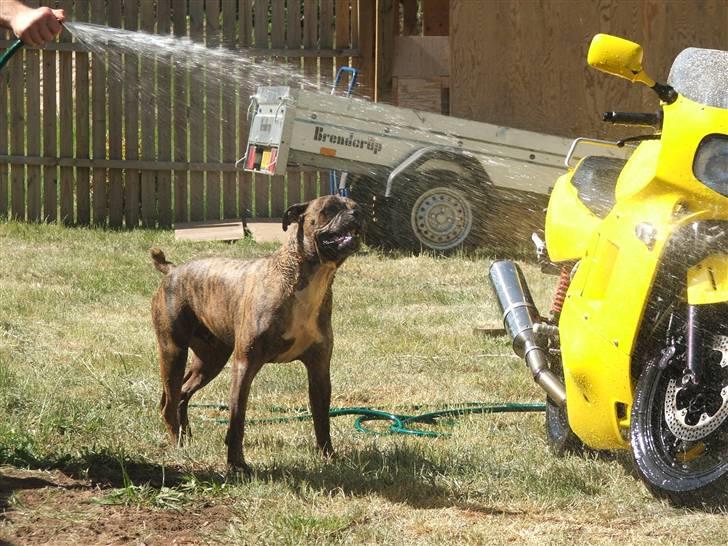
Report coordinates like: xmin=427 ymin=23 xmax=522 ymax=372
xmin=451 ymin=0 xmax=728 ymax=138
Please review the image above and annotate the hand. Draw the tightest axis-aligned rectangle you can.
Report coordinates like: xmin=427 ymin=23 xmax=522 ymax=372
xmin=10 ymin=6 xmax=65 ymax=47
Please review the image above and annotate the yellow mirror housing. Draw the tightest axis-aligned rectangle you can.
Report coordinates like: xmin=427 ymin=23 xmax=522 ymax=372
xmin=587 ymin=34 xmax=656 ymax=87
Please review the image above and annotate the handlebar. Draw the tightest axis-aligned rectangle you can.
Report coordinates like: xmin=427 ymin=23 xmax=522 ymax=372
xmin=602 ymin=111 xmax=661 ymax=128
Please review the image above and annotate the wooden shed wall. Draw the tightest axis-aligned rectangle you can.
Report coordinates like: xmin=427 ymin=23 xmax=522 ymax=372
xmin=450 ymin=0 xmax=728 ymax=139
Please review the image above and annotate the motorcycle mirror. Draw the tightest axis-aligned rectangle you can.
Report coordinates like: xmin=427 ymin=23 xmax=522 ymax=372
xmin=587 ymin=34 xmax=656 ymax=88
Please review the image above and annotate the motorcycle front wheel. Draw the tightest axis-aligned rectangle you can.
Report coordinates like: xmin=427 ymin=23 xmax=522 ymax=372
xmin=630 ymin=354 xmax=728 ymax=506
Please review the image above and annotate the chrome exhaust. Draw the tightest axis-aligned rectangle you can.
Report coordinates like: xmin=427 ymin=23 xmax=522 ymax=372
xmin=488 ymin=260 xmax=567 ymax=407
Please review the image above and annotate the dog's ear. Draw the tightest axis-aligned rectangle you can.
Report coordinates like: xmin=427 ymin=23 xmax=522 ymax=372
xmin=282 ymin=201 xmax=310 ymax=231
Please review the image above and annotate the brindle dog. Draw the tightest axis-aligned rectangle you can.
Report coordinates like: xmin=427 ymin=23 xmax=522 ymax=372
xmin=150 ymin=195 xmax=363 ymax=474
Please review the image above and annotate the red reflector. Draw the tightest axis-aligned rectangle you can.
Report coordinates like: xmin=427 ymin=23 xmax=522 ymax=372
xmin=245 ymin=145 xmax=256 ymax=170
xmin=268 ymin=148 xmax=278 ymax=172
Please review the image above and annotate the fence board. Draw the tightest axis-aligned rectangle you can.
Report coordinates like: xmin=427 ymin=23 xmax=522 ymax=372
xmin=73 ymin=0 xmax=91 ymax=225
xmin=26 ymin=45 xmax=41 ymax=221
xmin=172 ymin=0 xmax=188 ymax=223
xmin=107 ymin=0 xmax=123 ymax=227
xmin=59 ymin=0 xmax=74 ymax=223
xmin=269 ymin=0 xmax=285 ymax=217
xmin=319 ymin=0 xmax=334 ymax=197
xmin=335 ymin=0 xmax=351 ymax=72
xmin=222 ymin=0 xmax=238 ymax=219
xmin=253 ymin=0 xmax=269 ymax=217
xmin=140 ymin=0 xmax=156 ymax=227
xmin=189 ymin=0 xmax=205 ymax=221
xmin=91 ymin=0 xmax=107 ymax=226
xmin=239 ymin=0 xmax=254 ymax=219
xmin=123 ymin=0 xmax=140 ymax=227
xmin=10 ymin=42 xmax=25 ymax=219
xmin=286 ymin=0 xmax=303 ymax=207
xmin=0 ymin=30 xmax=8 ymax=218
xmin=157 ymin=0 xmax=172 ymax=228
xmin=206 ymin=0 xmax=222 ymax=221
xmin=42 ymin=33 xmax=58 ymax=221
xmin=303 ymin=0 xmax=318 ymax=202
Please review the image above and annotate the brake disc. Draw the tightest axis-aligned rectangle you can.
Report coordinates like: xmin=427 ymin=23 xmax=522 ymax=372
xmin=664 ymin=335 xmax=728 ymax=442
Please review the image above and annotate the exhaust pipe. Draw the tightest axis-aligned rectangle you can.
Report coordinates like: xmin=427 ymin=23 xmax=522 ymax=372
xmin=489 ymin=260 xmax=567 ymax=407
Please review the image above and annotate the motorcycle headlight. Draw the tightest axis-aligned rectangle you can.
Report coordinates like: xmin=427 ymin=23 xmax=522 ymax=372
xmin=693 ymin=135 xmax=728 ymax=196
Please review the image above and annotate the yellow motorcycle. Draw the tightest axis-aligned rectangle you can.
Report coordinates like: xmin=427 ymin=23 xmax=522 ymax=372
xmin=490 ymin=34 xmax=728 ymax=504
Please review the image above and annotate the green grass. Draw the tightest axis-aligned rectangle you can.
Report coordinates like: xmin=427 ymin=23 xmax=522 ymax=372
xmin=0 ymin=221 xmax=726 ymax=544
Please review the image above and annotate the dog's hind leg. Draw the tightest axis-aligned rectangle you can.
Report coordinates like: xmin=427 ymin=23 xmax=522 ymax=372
xmin=158 ymin=340 xmax=189 ymax=446
xmin=179 ymin=335 xmax=232 ymax=441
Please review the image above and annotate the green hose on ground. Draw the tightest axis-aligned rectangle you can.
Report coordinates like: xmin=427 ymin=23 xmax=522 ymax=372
xmin=191 ymin=402 xmax=547 ymax=438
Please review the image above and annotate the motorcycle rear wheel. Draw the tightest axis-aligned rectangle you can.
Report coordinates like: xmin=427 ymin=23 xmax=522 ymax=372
xmin=630 ymin=355 xmax=728 ymax=506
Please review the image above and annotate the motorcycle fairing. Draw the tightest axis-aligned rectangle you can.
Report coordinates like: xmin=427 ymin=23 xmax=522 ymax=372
xmin=560 ymin=191 xmax=684 ymax=449
xmin=545 ymin=159 xmax=608 ymax=262
xmin=687 ymin=254 xmax=728 ymax=305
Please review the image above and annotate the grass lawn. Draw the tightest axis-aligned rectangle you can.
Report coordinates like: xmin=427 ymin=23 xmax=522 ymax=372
xmin=0 ymin=221 xmax=726 ymax=544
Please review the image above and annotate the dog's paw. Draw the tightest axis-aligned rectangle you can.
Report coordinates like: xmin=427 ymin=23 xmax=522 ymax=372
xmin=226 ymin=462 xmax=253 ymax=482
xmin=321 ymin=445 xmax=336 ymax=461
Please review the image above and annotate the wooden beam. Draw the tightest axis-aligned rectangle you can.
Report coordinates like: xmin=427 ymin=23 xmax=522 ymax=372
xmin=1 ymin=156 xmax=251 ymax=172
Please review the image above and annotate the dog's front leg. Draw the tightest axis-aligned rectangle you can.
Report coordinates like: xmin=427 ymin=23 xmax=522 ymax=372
xmin=302 ymin=344 xmax=334 ymax=457
xmin=225 ymin=353 xmax=262 ymax=476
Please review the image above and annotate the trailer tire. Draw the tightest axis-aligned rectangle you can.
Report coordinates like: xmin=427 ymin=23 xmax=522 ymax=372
xmin=348 ymin=174 xmax=392 ymax=249
xmin=389 ymin=170 xmax=491 ymax=253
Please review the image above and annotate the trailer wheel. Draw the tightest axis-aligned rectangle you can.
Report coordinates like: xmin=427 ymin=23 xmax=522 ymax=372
xmin=390 ymin=170 xmax=490 ymax=253
xmin=347 ymin=174 xmax=391 ymax=249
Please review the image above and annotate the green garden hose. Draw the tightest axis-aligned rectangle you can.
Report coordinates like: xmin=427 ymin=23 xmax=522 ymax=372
xmin=191 ymin=402 xmax=546 ymax=438
xmin=0 ymin=39 xmax=23 ymax=72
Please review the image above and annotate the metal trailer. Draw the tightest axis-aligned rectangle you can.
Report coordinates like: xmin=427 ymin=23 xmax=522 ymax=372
xmin=241 ymin=85 xmax=593 ymax=252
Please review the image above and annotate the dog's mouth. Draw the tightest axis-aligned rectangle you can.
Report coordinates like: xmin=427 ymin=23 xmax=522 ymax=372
xmin=320 ymin=227 xmax=361 ymax=251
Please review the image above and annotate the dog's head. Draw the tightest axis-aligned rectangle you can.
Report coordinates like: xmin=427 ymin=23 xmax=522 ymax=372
xmin=283 ymin=196 xmax=364 ymax=263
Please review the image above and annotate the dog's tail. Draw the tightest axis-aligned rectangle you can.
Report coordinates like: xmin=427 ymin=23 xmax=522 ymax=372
xmin=150 ymin=247 xmax=175 ymax=274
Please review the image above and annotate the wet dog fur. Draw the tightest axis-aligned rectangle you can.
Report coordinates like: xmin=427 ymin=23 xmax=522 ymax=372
xmin=150 ymin=195 xmax=363 ymax=474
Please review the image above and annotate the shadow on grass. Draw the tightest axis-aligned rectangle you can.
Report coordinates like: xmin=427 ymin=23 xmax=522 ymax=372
xmin=0 ymin=444 xmax=219 ymax=490
xmin=0 ymin=442 xmax=517 ymax=513
xmin=255 ymin=444 xmax=523 ymax=513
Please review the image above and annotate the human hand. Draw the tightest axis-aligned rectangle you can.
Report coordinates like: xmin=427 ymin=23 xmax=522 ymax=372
xmin=10 ymin=6 xmax=65 ymax=47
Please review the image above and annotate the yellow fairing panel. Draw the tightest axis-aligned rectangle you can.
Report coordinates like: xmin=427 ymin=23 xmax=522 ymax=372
xmin=688 ymin=255 xmax=728 ymax=305
xmin=560 ymin=193 xmax=681 ymax=449
xmin=545 ymin=170 xmax=602 ymax=262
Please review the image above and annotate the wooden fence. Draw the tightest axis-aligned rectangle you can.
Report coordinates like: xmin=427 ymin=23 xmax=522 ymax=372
xmin=0 ymin=0 xmax=364 ymax=228
xmin=450 ymin=0 xmax=728 ymax=140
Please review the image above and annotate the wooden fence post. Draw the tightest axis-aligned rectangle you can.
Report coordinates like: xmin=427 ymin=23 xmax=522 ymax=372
xmin=357 ymin=0 xmax=376 ymax=100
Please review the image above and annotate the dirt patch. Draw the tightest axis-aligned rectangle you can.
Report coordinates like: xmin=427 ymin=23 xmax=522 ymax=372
xmin=0 ymin=467 xmax=233 ymax=545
